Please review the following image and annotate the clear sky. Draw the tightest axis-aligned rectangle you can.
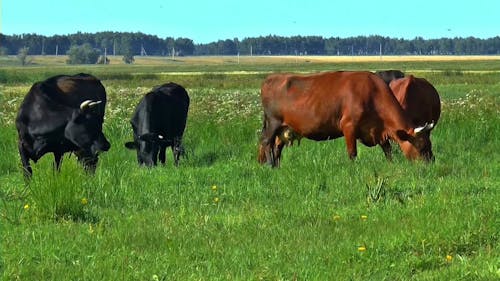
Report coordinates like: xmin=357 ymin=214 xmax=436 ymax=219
xmin=1 ymin=0 xmax=499 ymax=43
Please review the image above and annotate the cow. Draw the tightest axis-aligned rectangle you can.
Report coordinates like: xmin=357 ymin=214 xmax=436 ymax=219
xmin=257 ymin=71 xmax=435 ymax=167
xmin=375 ymin=70 xmax=405 ymax=85
xmin=16 ymin=73 xmax=111 ymax=178
xmin=125 ymin=82 xmax=190 ymax=167
xmin=382 ymin=75 xmax=441 ymax=160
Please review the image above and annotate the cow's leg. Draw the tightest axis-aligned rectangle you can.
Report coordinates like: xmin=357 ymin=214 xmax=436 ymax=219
xmin=53 ymin=152 xmax=63 ymax=172
xmin=171 ymin=146 xmax=179 ymax=166
xmin=172 ymin=138 xmax=184 ymax=166
xmin=380 ymin=141 xmax=392 ymax=161
xmin=273 ymin=137 xmax=286 ymax=168
xmin=259 ymin=116 xmax=282 ymax=167
xmin=159 ymin=145 xmax=167 ymax=165
xmin=18 ymin=142 xmax=33 ymax=178
xmin=341 ymin=123 xmax=358 ymax=160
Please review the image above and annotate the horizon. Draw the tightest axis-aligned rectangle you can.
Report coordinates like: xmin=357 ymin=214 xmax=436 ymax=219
xmin=2 ymin=0 xmax=499 ymax=44
xmin=2 ymin=30 xmax=499 ymax=45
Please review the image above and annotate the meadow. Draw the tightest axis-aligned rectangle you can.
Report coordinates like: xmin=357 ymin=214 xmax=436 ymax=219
xmin=0 ymin=56 xmax=499 ymax=280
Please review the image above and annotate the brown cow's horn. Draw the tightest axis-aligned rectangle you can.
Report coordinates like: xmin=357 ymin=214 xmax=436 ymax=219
xmin=414 ymin=122 xmax=434 ymax=134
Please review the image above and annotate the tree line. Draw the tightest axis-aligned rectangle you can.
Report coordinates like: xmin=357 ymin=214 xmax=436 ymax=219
xmin=1 ymin=32 xmax=500 ymax=58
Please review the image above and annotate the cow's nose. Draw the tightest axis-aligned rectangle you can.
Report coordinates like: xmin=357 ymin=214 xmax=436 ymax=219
xmin=91 ymin=139 xmax=110 ymax=155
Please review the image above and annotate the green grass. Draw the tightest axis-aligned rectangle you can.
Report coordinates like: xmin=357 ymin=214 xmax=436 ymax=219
xmin=1 ymin=58 xmax=499 ymax=280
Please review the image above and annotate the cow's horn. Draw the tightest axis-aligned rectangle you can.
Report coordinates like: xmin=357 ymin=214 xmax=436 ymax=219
xmin=80 ymin=100 xmax=93 ymax=110
xmin=158 ymin=135 xmax=164 ymax=140
xmin=414 ymin=122 xmax=434 ymax=134
xmin=89 ymin=100 xmax=102 ymax=107
xmin=80 ymin=100 xmax=102 ymax=110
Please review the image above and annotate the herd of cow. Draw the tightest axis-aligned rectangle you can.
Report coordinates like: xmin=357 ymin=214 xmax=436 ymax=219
xmin=15 ymin=70 xmax=440 ymax=178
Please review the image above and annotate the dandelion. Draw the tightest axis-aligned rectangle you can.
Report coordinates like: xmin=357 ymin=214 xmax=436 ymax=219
xmin=361 ymin=215 xmax=368 ymax=221
xmin=211 ymin=185 xmax=217 ymax=191
xmin=81 ymin=198 xmax=88 ymax=205
xmin=214 ymin=197 xmax=220 ymax=203
xmin=88 ymin=224 xmax=94 ymax=234
xmin=152 ymin=274 xmax=159 ymax=281
xmin=358 ymin=246 xmax=367 ymax=252
xmin=446 ymin=254 xmax=453 ymax=262
xmin=333 ymin=215 xmax=341 ymax=221
xmin=23 ymin=204 xmax=30 ymax=210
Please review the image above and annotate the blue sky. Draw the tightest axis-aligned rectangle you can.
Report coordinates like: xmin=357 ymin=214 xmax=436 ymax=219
xmin=2 ymin=0 xmax=499 ymax=43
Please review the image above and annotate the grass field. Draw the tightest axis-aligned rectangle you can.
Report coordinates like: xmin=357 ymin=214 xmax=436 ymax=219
xmin=0 ymin=56 xmax=499 ymax=280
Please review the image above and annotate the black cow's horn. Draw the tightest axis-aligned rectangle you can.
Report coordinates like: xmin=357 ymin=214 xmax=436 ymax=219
xmin=80 ymin=100 xmax=102 ymax=110
xmin=80 ymin=100 xmax=93 ymax=110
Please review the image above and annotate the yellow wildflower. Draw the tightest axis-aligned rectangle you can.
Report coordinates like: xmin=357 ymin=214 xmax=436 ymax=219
xmin=361 ymin=215 xmax=368 ymax=221
xmin=333 ymin=215 xmax=341 ymax=221
xmin=358 ymin=246 xmax=367 ymax=252
xmin=446 ymin=255 xmax=453 ymax=262
xmin=23 ymin=204 xmax=30 ymax=210
xmin=214 ymin=197 xmax=220 ymax=203
xmin=211 ymin=185 xmax=217 ymax=191
xmin=81 ymin=198 xmax=88 ymax=205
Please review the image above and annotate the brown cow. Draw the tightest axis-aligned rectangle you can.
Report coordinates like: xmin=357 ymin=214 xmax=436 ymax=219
xmin=383 ymin=75 xmax=441 ymax=160
xmin=257 ymin=71 xmax=435 ymax=167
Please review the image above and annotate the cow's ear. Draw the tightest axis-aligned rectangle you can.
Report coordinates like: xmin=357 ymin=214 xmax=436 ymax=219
xmin=124 ymin=142 xmax=137 ymax=150
xmin=396 ymin=130 xmax=413 ymax=141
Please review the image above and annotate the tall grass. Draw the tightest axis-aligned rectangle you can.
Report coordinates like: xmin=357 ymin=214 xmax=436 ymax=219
xmin=1 ymin=60 xmax=499 ymax=280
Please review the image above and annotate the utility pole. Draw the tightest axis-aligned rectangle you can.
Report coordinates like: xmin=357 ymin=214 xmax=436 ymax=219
xmin=104 ymin=47 xmax=107 ymax=64
xmin=379 ymin=43 xmax=382 ymax=60
xmin=113 ymin=39 xmax=116 ymax=56
xmin=172 ymin=47 xmax=175 ymax=60
xmin=55 ymin=45 xmax=58 ymax=56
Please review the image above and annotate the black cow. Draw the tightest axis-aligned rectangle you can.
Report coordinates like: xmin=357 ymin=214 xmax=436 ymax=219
xmin=16 ymin=73 xmax=111 ymax=178
xmin=125 ymin=82 xmax=190 ymax=166
xmin=375 ymin=70 xmax=405 ymax=85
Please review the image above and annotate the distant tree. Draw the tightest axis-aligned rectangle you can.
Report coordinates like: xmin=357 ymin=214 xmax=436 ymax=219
xmin=165 ymin=37 xmax=175 ymax=57
xmin=174 ymin=38 xmax=194 ymax=56
xmin=120 ymin=36 xmax=135 ymax=64
xmin=2 ymin=31 xmax=500 ymax=57
xmin=66 ymin=43 xmax=100 ymax=64
xmin=122 ymin=52 xmax=134 ymax=64
xmin=17 ymin=47 xmax=30 ymax=65
xmin=0 ymin=47 xmax=8 ymax=56
xmin=97 ymin=55 xmax=110 ymax=64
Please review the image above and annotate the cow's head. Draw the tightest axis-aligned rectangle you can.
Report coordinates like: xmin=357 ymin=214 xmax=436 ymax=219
xmin=124 ymin=133 xmax=168 ymax=166
xmin=396 ymin=122 xmax=435 ymax=161
xmin=64 ymin=100 xmax=111 ymax=164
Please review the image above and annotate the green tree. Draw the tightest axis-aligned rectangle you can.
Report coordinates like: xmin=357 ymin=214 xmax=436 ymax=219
xmin=0 ymin=47 xmax=8 ymax=56
xmin=122 ymin=52 xmax=134 ymax=64
xmin=17 ymin=47 xmax=30 ymax=65
xmin=66 ymin=43 xmax=100 ymax=64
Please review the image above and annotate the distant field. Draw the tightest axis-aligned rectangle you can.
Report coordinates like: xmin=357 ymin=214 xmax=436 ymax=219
xmin=1 ymin=54 xmax=500 ymax=66
xmin=0 ymin=58 xmax=499 ymax=280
